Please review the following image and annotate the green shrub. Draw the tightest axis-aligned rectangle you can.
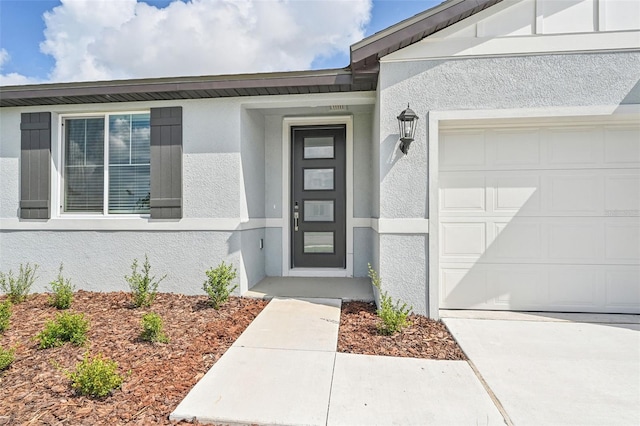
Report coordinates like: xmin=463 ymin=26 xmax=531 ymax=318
xmin=0 ymin=346 xmax=15 ymax=371
xmin=125 ymin=255 xmax=166 ymax=308
xmin=140 ymin=312 xmax=169 ymax=343
xmin=47 ymin=263 xmax=75 ymax=310
xmin=37 ymin=311 xmax=89 ymax=349
xmin=0 ymin=263 xmax=38 ymax=303
xmin=67 ymin=353 xmax=124 ymax=398
xmin=0 ymin=300 xmax=11 ymax=333
xmin=368 ymin=263 xmax=412 ymax=335
xmin=203 ymin=261 xmax=238 ymax=309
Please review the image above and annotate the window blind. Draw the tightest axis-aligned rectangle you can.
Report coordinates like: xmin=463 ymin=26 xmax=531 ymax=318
xmin=64 ymin=118 xmax=104 ymax=212
xmin=108 ymin=114 xmax=150 ymax=214
xmin=63 ymin=113 xmax=151 ymax=215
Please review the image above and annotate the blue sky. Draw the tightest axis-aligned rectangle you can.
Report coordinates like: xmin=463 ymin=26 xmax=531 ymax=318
xmin=0 ymin=0 xmax=442 ymax=85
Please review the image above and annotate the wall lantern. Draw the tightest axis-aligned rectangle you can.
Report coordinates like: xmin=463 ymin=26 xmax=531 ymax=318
xmin=397 ymin=104 xmax=419 ymax=154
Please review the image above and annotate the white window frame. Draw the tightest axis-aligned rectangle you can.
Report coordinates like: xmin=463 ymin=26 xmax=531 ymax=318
xmin=57 ymin=111 xmax=151 ymax=218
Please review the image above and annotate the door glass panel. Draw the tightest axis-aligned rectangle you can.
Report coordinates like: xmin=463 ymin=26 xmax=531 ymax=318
xmin=304 ymin=232 xmax=334 ymax=253
xmin=304 ymin=137 xmax=334 ymax=159
xmin=304 ymin=168 xmax=334 ymax=190
xmin=304 ymin=200 xmax=334 ymax=222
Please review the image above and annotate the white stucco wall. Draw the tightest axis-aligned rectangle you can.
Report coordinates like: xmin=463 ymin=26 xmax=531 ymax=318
xmin=0 ymin=94 xmax=377 ymax=295
xmin=183 ymin=99 xmax=242 ymax=219
xmin=1 ymin=109 xmax=23 ymax=219
xmin=0 ymin=230 xmax=237 ymax=294
xmin=352 ymin=111 xmax=374 ymax=219
xmin=376 ymin=51 xmax=640 ymax=316
xmin=239 ymin=108 xmax=267 ymax=286
xmin=0 ymin=97 xmax=255 ymax=294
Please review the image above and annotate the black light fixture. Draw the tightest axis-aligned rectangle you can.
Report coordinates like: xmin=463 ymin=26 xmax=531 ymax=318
xmin=397 ymin=104 xmax=419 ymax=154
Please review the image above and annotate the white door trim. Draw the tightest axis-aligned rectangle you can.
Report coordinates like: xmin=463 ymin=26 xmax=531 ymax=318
xmin=428 ymin=104 xmax=640 ymax=319
xmin=282 ymin=116 xmax=354 ymax=277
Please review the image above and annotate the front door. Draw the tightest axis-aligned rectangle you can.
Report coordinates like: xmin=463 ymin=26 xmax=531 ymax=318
xmin=291 ymin=125 xmax=346 ymax=268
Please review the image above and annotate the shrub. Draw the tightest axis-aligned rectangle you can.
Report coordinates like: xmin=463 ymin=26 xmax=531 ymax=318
xmin=203 ymin=261 xmax=238 ymax=309
xmin=0 ymin=300 xmax=11 ymax=333
xmin=47 ymin=263 xmax=75 ymax=309
xmin=67 ymin=353 xmax=124 ymax=398
xmin=368 ymin=263 xmax=412 ymax=335
xmin=125 ymin=255 xmax=166 ymax=308
xmin=37 ymin=311 xmax=89 ymax=349
xmin=0 ymin=346 xmax=15 ymax=371
xmin=0 ymin=263 xmax=38 ymax=303
xmin=140 ymin=312 xmax=169 ymax=343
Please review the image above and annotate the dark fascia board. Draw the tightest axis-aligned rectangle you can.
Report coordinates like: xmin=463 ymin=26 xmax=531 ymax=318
xmin=350 ymin=0 xmax=502 ymax=72
xmin=0 ymin=68 xmax=374 ymax=107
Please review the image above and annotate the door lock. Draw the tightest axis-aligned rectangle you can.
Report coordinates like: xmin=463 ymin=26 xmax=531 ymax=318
xmin=293 ymin=211 xmax=299 ymax=231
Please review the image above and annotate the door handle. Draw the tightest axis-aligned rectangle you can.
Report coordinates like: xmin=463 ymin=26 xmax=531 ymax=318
xmin=293 ymin=211 xmax=299 ymax=231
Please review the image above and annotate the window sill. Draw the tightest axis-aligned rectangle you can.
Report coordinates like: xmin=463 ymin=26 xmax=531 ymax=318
xmin=1 ymin=218 xmax=269 ymax=231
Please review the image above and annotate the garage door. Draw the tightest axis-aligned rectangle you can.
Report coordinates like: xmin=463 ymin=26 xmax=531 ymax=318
xmin=439 ymin=119 xmax=640 ymax=313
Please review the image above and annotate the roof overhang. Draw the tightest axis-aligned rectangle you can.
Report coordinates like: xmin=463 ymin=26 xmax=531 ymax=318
xmin=0 ymin=68 xmax=376 ymax=108
xmin=350 ymin=0 xmax=503 ymax=75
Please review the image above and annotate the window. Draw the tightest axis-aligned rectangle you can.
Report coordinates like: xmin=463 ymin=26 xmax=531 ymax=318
xmin=63 ymin=113 xmax=150 ymax=214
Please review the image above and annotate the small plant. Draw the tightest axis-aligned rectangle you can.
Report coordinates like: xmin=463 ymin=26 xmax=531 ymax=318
xmin=202 ymin=261 xmax=238 ymax=309
xmin=0 ymin=300 xmax=11 ymax=333
xmin=67 ymin=352 xmax=124 ymax=398
xmin=140 ymin=312 xmax=169 ymax=343
xmin=0 ymin=346 xmax=15 ymax=371
xmin=37 ymin=311 xmax=89 ymax=349
xmin=47 ymin=263 xmax=75 ymax=309
xmin=0 ymin=263 xmax=38 ymax=303
xmin=125 ymin=255 xmax=166 ymax=308
xmin=368 ymin=263 xmax=412 ymax=335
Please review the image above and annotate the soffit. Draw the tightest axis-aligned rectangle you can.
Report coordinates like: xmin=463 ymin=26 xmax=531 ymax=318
xmin=0 ymin=69 xmax=376 ymax=108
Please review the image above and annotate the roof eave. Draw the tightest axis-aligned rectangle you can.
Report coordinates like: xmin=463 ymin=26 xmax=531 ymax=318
xmin=350 ymin=0 xmax=502 ymax=73
xmin=0 ymin=68 xmax=377 ymax=107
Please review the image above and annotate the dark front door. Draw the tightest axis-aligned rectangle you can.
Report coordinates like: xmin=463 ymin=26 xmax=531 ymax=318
xmin=291 ymin=125 xmax=346 ymax=268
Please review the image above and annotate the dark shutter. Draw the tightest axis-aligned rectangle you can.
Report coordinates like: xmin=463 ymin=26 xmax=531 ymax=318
xmin=150 ymin=107 xmax=182 ymax=219
xmin=20 ymin=112 xmax=51 ymax=219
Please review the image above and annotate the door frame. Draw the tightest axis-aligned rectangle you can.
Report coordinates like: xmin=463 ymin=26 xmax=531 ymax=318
xmin=282 ymin=116 xmax=354 ymax=277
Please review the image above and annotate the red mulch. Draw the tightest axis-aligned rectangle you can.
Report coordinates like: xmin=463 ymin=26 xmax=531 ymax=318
xmin=0 ymin=291 xmax=267 ymax=425
xmin=0 ymin=294 xmax=465 ymax=425
xmin=338 ymin=301 xmax=466 ymax=360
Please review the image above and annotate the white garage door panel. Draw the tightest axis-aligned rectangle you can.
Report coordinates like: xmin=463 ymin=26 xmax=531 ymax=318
xmin=441 ymin=263 xmax=640 ymax=312
xmin=441 ymin=216 xmax=639 ymax=265
xmin=439 ymin=121 xmax=640 ymax=313
xmin=440 ymin=169 xmax=640 ymax=217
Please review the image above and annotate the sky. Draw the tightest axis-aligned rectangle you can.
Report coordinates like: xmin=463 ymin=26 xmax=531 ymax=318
xmin=0 ymin=0 xmax=443 ymax=86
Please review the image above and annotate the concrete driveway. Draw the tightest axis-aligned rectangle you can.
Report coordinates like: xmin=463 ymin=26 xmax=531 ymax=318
xmin=443 ymin=313 xmax=640 ymax=426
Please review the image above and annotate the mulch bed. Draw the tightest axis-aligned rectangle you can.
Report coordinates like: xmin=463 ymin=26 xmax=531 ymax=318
xmin=338 ymin=301 xmax=466 ymax=360
xmin=0 ymin=292 xmax=267 ymax=425
xmin=1 ymin=293 xmax=465 ymax=425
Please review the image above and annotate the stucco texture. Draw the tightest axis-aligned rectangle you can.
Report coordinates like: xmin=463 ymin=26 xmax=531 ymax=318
xmin=0 ymin=230 xmax=242 ymax=295
xmin=378 ymin=51 xmax=640 ymax=219
xmin=0 ymin=109 xmax=21 ymax=219
xmin=375 ymin=51 xmax=640 ymax=315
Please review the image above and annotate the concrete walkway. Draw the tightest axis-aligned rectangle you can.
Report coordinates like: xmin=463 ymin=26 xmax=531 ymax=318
xmin=243 ymin=277 xmax=374 ymax=302
xmin=170 ymin=298 xmax=504 ymax=425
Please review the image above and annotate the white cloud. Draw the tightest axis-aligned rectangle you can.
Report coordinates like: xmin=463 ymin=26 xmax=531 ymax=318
xmin=0 ymin=48 xmax=41 ymax=86
xmin=0 ymin=49 xmax=8 ymax=68
xmin=38 ymin=0 xmax=372 ymax=83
